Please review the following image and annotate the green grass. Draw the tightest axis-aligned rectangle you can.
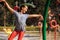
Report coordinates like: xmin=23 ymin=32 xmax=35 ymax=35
xmin=0 ymin=26 xmax=39 ymax=31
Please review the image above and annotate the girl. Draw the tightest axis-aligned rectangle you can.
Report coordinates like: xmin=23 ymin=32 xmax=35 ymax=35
xmin=1 ymin=0 xmax=43 ymax=40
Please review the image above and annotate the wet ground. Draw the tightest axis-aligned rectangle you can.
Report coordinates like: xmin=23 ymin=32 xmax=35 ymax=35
xmin=0 ymin=31 xmax=40 ymax=40
xmin=0 ymin=31 xmax=60 ymax=40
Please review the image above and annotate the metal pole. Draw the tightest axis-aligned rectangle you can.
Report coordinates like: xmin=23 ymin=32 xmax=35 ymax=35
xmin=42 ymin=0 xmax=51 ymax=40
xmin=54 ymin=28 xmax=57 ymax=40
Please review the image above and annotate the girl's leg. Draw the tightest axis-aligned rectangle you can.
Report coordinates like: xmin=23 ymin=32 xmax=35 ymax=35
xmin=8 ymin=30 xmax=19 ymax=40
xmin=18 ymin=31 xmax=24 ymax=40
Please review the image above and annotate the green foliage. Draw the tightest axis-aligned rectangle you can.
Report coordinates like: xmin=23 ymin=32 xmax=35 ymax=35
xmin=0 ymin=26 xmax=39 ymax=31
xmin=0 ymin=0 xmax=60 ymax=26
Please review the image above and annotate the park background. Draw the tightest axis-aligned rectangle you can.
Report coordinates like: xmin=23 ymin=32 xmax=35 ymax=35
xmin=0 ymin=0 xmax=60 ymax=40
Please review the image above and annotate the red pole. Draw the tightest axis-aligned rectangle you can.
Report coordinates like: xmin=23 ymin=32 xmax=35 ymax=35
xmin=54 ymin=28 xmax=57 ymax=40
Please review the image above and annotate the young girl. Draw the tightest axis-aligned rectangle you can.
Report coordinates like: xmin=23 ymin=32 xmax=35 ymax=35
xmin=1 ymin=0 xmax=43 ymax=40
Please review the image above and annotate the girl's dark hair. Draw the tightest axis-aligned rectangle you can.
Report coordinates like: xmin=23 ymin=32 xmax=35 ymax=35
xmin=20 ymin=5 xmax=27 ymax=11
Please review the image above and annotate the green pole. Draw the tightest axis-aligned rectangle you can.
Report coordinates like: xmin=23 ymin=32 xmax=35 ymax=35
xmin=42 ymin=0 xmax=51 ymax=40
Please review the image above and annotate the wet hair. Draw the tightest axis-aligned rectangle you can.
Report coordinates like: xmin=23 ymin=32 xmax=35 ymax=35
xmin=19 ymin=5 xmax=27 ymax=11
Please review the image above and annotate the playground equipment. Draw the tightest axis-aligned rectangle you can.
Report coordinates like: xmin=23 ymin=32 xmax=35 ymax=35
xmin=49 ymin=20 xmax=59 ymax=40
xmin=42 ymin=0 xmax=51 ymax=40
xmin=50 ymin=20 xmax=58 ymax=28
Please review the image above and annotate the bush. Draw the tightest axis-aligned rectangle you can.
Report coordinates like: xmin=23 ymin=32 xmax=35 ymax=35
xmin=0 ymin=26 xmax=39 ymax=31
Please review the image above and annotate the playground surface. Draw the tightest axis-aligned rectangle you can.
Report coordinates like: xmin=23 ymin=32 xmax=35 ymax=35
xmin=0 ymin=31 xmax=40 ymax=40
xmin=0 ymin=31 xmax=60 ymax=40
